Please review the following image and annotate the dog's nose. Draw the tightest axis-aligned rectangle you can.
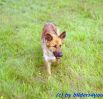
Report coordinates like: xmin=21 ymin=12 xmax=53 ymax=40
xmin=53 ymin=52 xmax=63 ymax=57
xmin=59 ymin=52 xmax=63 ymax=57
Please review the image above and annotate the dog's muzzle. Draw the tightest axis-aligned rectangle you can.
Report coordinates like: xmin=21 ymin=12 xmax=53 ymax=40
xmin=53 ymin=51 xmax=63 ymax=59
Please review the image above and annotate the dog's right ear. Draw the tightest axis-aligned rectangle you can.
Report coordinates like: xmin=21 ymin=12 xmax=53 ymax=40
xmin=45 ymin=34 xmax=53 ymax=41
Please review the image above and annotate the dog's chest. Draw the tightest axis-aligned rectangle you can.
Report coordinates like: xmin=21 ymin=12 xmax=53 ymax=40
xmin=44 ymin=54 xmax=55 ymax=62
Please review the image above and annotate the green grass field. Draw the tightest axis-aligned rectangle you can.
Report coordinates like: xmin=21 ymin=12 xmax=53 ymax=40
xmin=0 ymin=0 xmax=103 ymax=99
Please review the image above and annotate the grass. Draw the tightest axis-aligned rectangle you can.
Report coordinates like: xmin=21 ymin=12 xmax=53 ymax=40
xmin=0 ymin=0 xmax=103 ymax=99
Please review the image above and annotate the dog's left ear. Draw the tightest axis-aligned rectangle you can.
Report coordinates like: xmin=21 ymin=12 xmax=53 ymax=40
xmin=59 ymin=31 xmax=66 ymax=40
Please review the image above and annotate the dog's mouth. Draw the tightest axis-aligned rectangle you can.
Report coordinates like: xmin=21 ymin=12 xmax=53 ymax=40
xmin=56 ymin=57 xmax=60 ymax=59
xmin=56 ymin=57 xmax=61 ymax=63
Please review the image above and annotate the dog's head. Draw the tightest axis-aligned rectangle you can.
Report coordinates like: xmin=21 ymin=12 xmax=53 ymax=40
xmin=45 ymin=31 xmax=66 ymax=59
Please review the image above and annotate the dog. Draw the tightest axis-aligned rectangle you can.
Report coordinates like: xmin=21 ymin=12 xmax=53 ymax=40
xmin=41 ymin=23 xmax=66 ymax=75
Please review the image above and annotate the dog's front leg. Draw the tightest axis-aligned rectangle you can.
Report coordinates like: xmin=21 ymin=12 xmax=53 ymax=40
xmin=45 ymin=61 xmax=51 ymax=75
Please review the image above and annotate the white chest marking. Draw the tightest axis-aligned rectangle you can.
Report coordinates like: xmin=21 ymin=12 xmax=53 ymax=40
xmin=42 ymin=40 xmax=56 ymax=62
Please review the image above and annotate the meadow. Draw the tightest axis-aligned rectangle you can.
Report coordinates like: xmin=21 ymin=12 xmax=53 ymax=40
xmin=0 ymin=0 xmax=103 ymax=99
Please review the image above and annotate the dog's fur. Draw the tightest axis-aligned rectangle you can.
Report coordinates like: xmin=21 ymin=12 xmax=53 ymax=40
xmin=41 ymin=23 xmax=66 ymax=75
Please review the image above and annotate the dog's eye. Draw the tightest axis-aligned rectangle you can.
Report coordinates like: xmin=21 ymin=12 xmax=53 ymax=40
xmin=53 ymin=45 xmax=57 ymax=48
xmin=59 ymin=45 xmax=61 ymax=47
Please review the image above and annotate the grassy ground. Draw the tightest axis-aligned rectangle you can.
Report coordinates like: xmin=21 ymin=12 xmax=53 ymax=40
xmin=0 ymin=0 xmax=103 ymax=99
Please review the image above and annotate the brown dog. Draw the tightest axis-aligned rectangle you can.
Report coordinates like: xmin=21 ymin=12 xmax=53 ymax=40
xmin=41 ymin=23 xmax=66 ymax=75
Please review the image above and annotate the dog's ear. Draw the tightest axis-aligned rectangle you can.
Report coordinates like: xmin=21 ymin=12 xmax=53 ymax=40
xmin=45 ymin=33 xmax=53 ymax=41
xmin=59 ymin=31 xmax=66 ymax=40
